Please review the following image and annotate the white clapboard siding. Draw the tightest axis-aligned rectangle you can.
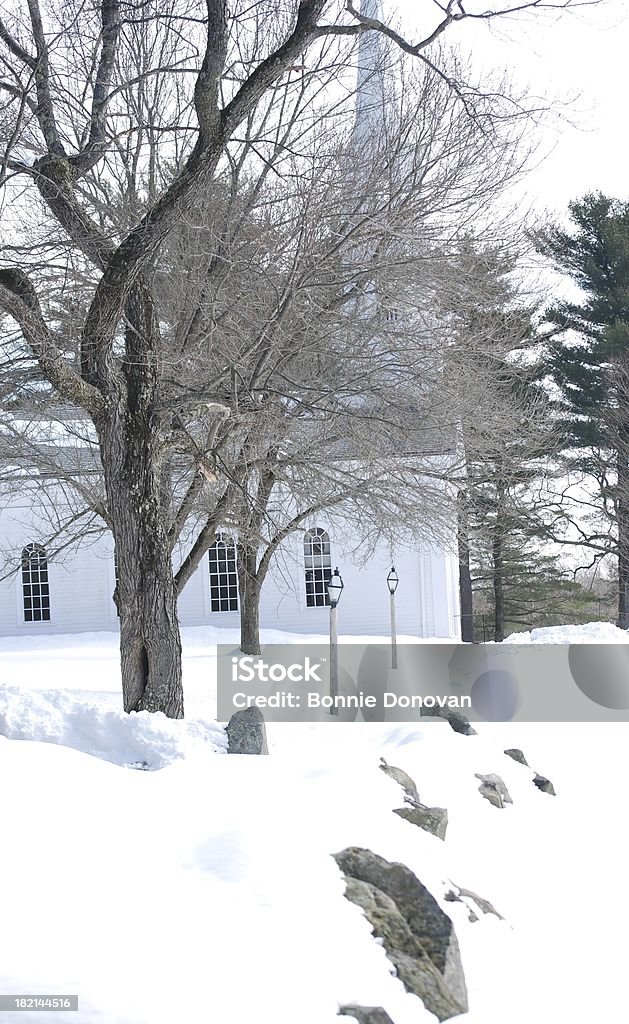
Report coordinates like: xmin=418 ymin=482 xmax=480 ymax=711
xmin=0 ymin=490 xmax=460 ymax=639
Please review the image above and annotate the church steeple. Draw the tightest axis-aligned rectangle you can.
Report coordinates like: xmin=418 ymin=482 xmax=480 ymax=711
xmin=353 ymin=0 xmax=388 ymax=147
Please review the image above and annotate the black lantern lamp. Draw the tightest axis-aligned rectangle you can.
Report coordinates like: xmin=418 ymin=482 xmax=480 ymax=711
xmin=327 ymin=567 xmax=344 ymax=608
xmin=387 ymin=566 xmax=399 ymax=595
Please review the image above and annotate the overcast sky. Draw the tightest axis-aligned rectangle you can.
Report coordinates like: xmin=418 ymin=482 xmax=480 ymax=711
xmin=393 ymin=0 xmax=629 ymax=221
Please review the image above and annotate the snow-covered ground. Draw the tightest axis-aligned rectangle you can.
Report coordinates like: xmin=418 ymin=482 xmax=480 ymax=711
xmin=1 ymin=622 xmax=627 ymax=1023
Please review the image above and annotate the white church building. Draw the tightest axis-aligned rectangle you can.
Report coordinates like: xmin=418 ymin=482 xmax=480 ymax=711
xmin=0 ymin=489 xmax=460 ymax=639
xmin=0 ymin=0 xmax=462 ymax=642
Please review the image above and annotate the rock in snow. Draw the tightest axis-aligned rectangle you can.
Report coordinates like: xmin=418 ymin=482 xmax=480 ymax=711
xmin=420 ymin=706 xmax=477 ymax=736
xmin=445 ymin=885 xmax=504 ymax=923
xmin=334 ymin=846 xmax=468 ymax=1022
xmin=444 ymin=710 xmax=478 ymax=736
xmin=393 ymin=804 xmax=448 ymax=841
xmin=379 ymin=758 xmax=449 ymax=839
xmin=379 ymin=757 xmax=421 ymax=806
xmin=338 ymin=1006 xmax=395 ymax=1024
xmin=504 ymin=747 xmax=529 ymax=766
xmin=533 ymin=773 xmax=557 ymax=795
xmin=226 ymin=706 xmax=269 ymax=754
xmin=475 ymin=772 xmax=513 ymax=809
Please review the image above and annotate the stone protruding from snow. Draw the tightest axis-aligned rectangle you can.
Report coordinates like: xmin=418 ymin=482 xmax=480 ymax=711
xmin=226 ymin=707 xmax=269 ymax=754
xmin=394 ymin=804 xmax=448 ymax=841
xmin=379 ymin=757 xmax=420 ymax=806
xmin=475 ymin=772 xmax=513 ymax=809
xmin=334 ymin=847 xmax=468 ymax=1022
xmin=338 ymin=1005 xmax=394 ymax=1024
xmin=504 ymin=747 xmax=529 ymax=766
xmin=380 ymin=759 xmax=448 ymax=839
xmin=533 ymin=773 xmax=556 ymax=796
xmin=445 ymin=885 xmax=504 ymax=923
xmin=445 ymin=710 xmax=477 ymax=736
xmin=420 ymin=707 xmax=477 ymax=736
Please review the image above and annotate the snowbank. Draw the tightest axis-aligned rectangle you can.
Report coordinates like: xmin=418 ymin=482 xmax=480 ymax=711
xmin=1 ymin=711 xmax=627 ymax=1024
xmin=503 ymin=620 xmax=629 ymax=644
xmin=0 ymin=624 xmax=628 ymax=1023
xmin=0 ymin=684 xmax=226 ymax=768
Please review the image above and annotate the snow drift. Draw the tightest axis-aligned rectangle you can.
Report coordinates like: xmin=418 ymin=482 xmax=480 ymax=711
xmin=0 ymin=623 xmax=627 ymax=1023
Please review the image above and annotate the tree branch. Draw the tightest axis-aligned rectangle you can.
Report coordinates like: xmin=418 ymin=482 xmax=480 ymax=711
xmin=0 ymin=17 xmax=35 ymax=68
xmin=70 ymin=0 xmax=121 ymax=174
xmin=81 ymin=0 xmax=330 ymax=377
xmin=31 ymin=155 xmax=116 ymax=270
xmin=26 ymin=0 xmax=65 ymax=155
xmin=0 ymin=269 xmax=104 ymax=417
xmin=174 ymin=481 xmax=238 ymax=594
xmin=167 ymin=470 xmax=205 ymax=551
xmin=193 ymin=0 xmax=228 ymax=147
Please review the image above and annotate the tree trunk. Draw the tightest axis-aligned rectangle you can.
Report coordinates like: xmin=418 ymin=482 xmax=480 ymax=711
xmin=237 ymin=542 xmax=262 ymax=655
xmin=99 ymin=400 xmax=184 ymax=718
xmin=458 ymin=491 xmax=474 ymax=642
xmin=492 ymin=525 xmax=505 ymax=643
xmin=617 ymin=453 xmax=629 ymax=629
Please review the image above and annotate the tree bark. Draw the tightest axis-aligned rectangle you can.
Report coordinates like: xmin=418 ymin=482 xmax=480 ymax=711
xmin=617 ymin=451 xmax=629 ymax=630
xmin=492 ymin=523 xmax=505 ymax=643
xmin=97 ymin=281 xmax=184 ymax=718
xmin=100 ymin=399 xmax=183 ymax=717
xmin=237 ymin=542 xmax=262 ymax=656
xmin=458 ymin=491 xmax=474 ymax=642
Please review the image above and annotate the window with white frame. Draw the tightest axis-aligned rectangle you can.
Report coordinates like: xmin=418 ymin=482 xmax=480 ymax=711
xmin=304 ymin=528 xmax=332 ymax=607
xmin=208 ymin=535 xmax=238 ymax=612
xmin=21 ymin=543 xmax=50 ymax=622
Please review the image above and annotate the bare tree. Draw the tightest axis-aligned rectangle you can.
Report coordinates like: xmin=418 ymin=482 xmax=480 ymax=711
xmin=147 ymin=55 xmax=534 ymax=654
xmin=0 ymin=0 xmax=593 ymax=716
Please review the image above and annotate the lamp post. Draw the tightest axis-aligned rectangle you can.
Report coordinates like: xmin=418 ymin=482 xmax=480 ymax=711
xmin=387 ymin=566 xmax=399 ymax=669
xmin=327 ymin=567 xmax=344 ymax=716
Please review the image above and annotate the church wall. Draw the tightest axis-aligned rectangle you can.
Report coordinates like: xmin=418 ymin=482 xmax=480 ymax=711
xmin=0 ymin=498 xmax=118 ymax=635
xmin=249 ymin=532 xmax=427 ymax=638
xmin=0 ymin=489 xmax=460 ymax=640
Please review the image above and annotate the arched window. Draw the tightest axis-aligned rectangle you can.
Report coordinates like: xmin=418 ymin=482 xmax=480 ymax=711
xmin=209 ymin=534 xmax=238 ymax=612
xmin=21 ymin=543 xmax=50 ymax=622
xmin=304 ymin=528 xmax=332 ymax=608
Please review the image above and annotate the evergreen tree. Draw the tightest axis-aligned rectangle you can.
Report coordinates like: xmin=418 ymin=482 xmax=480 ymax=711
xmin=442 ymin=241 xmax=554 ymax=640
xmin=472 ymin=533 xmax=612 ymax=639
xmin=538 ymin=193 xmax=629 ymax=627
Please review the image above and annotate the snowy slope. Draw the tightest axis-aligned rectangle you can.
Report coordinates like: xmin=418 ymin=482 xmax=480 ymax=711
xmin=504 ymin=620 xmax=629 ymax=643
xmin=0 ymin=623 xmax=627 ymax=1023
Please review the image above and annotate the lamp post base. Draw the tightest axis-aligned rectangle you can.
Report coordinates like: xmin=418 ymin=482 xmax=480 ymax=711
xmin=330 ymin=604 xmax=339 ymax=714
